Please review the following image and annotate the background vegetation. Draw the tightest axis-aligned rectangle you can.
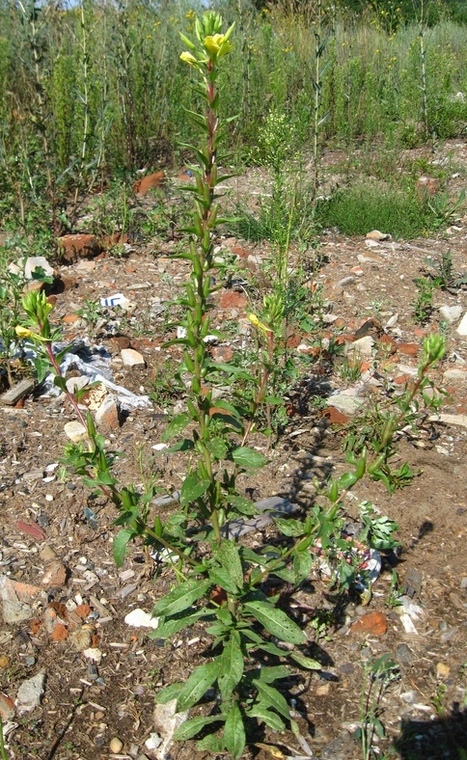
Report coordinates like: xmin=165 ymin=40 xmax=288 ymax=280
xmin=0 ymin=0 xmax=466 ymax=227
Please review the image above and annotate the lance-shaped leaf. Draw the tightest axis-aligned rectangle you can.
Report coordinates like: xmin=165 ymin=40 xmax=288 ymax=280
xmin=243 ymin=601 xmax=307 ymax=645
xmin=174 ymin=714 xmax=223 ymax=741
xmin=218 ymin=631 xmax=244 ymax=701
xmin=180 ymin=472 xmax=211 ymax=508
xmin=152 ymin=578 xmax=211 ymax=617
xmin=223 ymin=702 xmax=246 ymax=760
xmin=176 ymin=660 xmax=221 ymax=712
xmin=218 ymin=540 xmax=243 ymax=589
xmin=162 ymin=412 xmax=191 ymax=441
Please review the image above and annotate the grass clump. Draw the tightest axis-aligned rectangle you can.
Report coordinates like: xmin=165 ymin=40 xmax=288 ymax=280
xmin=315 ymin=181 xmax=447 ymax=238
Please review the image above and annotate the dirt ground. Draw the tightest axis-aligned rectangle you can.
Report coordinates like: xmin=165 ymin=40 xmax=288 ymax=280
xmin=1 ymin=139 xmax=467 ymax=760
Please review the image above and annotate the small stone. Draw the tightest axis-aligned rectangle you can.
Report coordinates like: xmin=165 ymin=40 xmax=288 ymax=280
xmin=124 ymin=608 xmax=159 ymax=629
xmin=366 ymin=229 xmax=390 ymax=241
xmin=456 ymin=312 xmax=467 ymax=336
xmin=436 ymin=662 xmax=450 ymax=679
xmin=429 ymin=413 xmax=467 ymax=428
xmin=95 ymin=394 xmax=120 ymax=431
xmin=334 ymin=275 xmax=355 ymax=290
xmin=121 ymin=348 xmax=146 ymax=367
xmin=344 ymin=335 xmax=374 ymax=359
xmin=439 ymin=304 xmax=463 ymax=323
xmin=83 ymin=648 xmax=102 ymax=664
xmin=316 ymin=682 xmax=331 ymax=696
xmin=0 ymin=692 xmax=15 ymax=721
xmin=110 ymin=737 xmax=124 ymax=753
xmin=16 ymin=671 xmax=46 ymax=713
xmin=0 ymin=575 xmax=44 ymax=623
xmin=443 ymin=368 xmax=467 ymax=382
xmin=326 ymin=393 xmax=364 ymax=416
xmin=39 ymin=546 xmax=57 ymax=563
xmin=41 ymin=561 xmax=68 ymax=588
xmin=57 ymin=234 xmax=102 ymax=264
xmin=395 ymin=643 xmax=414 ymax=666
xmin=350 ymin=611 xmax=388 ymax=636
xmin=0 ymin=655 xmax=9 ymax=669
xmin=64 ymin=421 xmax=88 ymax=443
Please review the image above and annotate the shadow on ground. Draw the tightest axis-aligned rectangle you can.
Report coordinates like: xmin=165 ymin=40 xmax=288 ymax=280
xmin=393 ymin=705 xmax=467 ymax=759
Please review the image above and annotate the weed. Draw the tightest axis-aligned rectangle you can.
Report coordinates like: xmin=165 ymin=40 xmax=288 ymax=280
xmin=354 ymin=655 xmax=400 ymax=760
xmin=77 ymin=299 xmax=104 ymax=329
xmin=337 ymin=355 xmax=363 ymax=383
xmin=431 ymin=682 xmax=448 ymax=717
xmin=413 ymin=275 xmax=436 ymax=323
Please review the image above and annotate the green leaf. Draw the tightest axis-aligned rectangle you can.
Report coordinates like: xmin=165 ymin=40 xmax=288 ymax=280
xmin=293 ymin=550 xmax=313 ymax=583
xmin=177 ymin=660 xmax=221 ymax=712
xmin=113 ymin=529 xmax=134 ymax=568
xmin=166 ymin=438 xmax=194 ymax=453
xmin=253 ymin=680 xmax=291 ymax=721
xmin=180 ymin=472 xmax=211 ymax=508
xmin=228 ymin=496 xmax=255 ymax=516
xmin=289 ymin=651 xmax=322 ymax=670
xmin=231 ymin=447 xmax=268 ymax=469
xmin=243 ymin=601 xmax=307 ymax=645
xmin=224 ymin=702 xmax=246 ymax=760
xmin=218 ymin=631 xmax=244 ymax=701
xmin=162 ymin=412 xmax=191 ymax=441
xmin=151 ymin=608 xmax=209 ymax=639
xmin=254 ymin=665 xmax=289 ymax=683
xmin=206 ymin=436 xmax=228 ymax=460
xmin=152 ymin=578 xmax=211 ymax=617
xmin=248 ymin=704 xmax=285 ymax=731
xmin=208 ymin=567 xmax=240 ymax=595
xmin=197 ymin=734 xmax=225 ymax=752
xmin=174 ymin=714 xmax=222 ymax=741
xmin=157 ymin=682 xmax=183 ymax=704
xmin=274 ymin=516 xmax=306 ymax=537
xmin=218 ymin=540 xmax=243 ymax=589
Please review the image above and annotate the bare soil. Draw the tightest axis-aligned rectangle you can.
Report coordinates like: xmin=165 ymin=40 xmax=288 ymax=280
xmin=1 ymin=139 xmax=467 ymax=760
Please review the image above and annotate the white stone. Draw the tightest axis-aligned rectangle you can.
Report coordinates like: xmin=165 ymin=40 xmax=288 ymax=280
xmin=439 ymin=304 xmax=463 ymax=323
xmin=456 ymin=311 xmax=467 ymax=336
xmin=429 ymin=413 xmax=467 ymax=428
xmin=443 ymin=369 xmax=467 ymax=382
xmin=344 ymin=336 xmax=374 ymax=359
xmin=83 ymin=647 xmax=102 ymax=664
xmin=124 ymin=608 xmax=159 ymax=629
xmin=16 ymin=671 xmax=46 ymax=713
xmin=121 ymin=348 xmax=146 ymax=367
xmin=326 ymin=393 xmax=364 ymax=416
xmin=366 ymin=229 xmax=390 ymax=241
xmin=64 ymin=421 xmax=88 ymax=442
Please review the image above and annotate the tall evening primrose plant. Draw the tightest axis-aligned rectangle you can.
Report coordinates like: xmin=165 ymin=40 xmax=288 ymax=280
xmin=152 ymin=14 xmax=325 ymax=757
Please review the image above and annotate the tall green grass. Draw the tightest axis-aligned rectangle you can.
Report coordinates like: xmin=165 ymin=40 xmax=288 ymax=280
xmin=0 ymin=0 xmax=465 ymax=228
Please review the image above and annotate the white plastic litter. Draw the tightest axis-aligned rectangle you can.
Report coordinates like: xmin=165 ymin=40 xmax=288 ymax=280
xmin=100 ymin=293 xmax=130 ymax=308
xmin=29 ymin=341 xmax=151 ymax=410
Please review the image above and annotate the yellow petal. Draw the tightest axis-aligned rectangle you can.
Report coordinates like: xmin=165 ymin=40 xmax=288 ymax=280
xmin=15 ymin=325 xmax=34 ymax=339
xmin=180 ymin=51 xmax=198 ymax=66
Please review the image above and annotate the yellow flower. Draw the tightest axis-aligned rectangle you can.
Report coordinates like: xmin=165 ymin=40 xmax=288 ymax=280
xmin=180 ymin=51 xmax=198 ymax=66
xmin=204 ymin=33 xmax=232 ymax=57
xmin=15 ymin=325 xmax=35 ymax=339
xmin=246 ymin=313 xmax=272 ymax=336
